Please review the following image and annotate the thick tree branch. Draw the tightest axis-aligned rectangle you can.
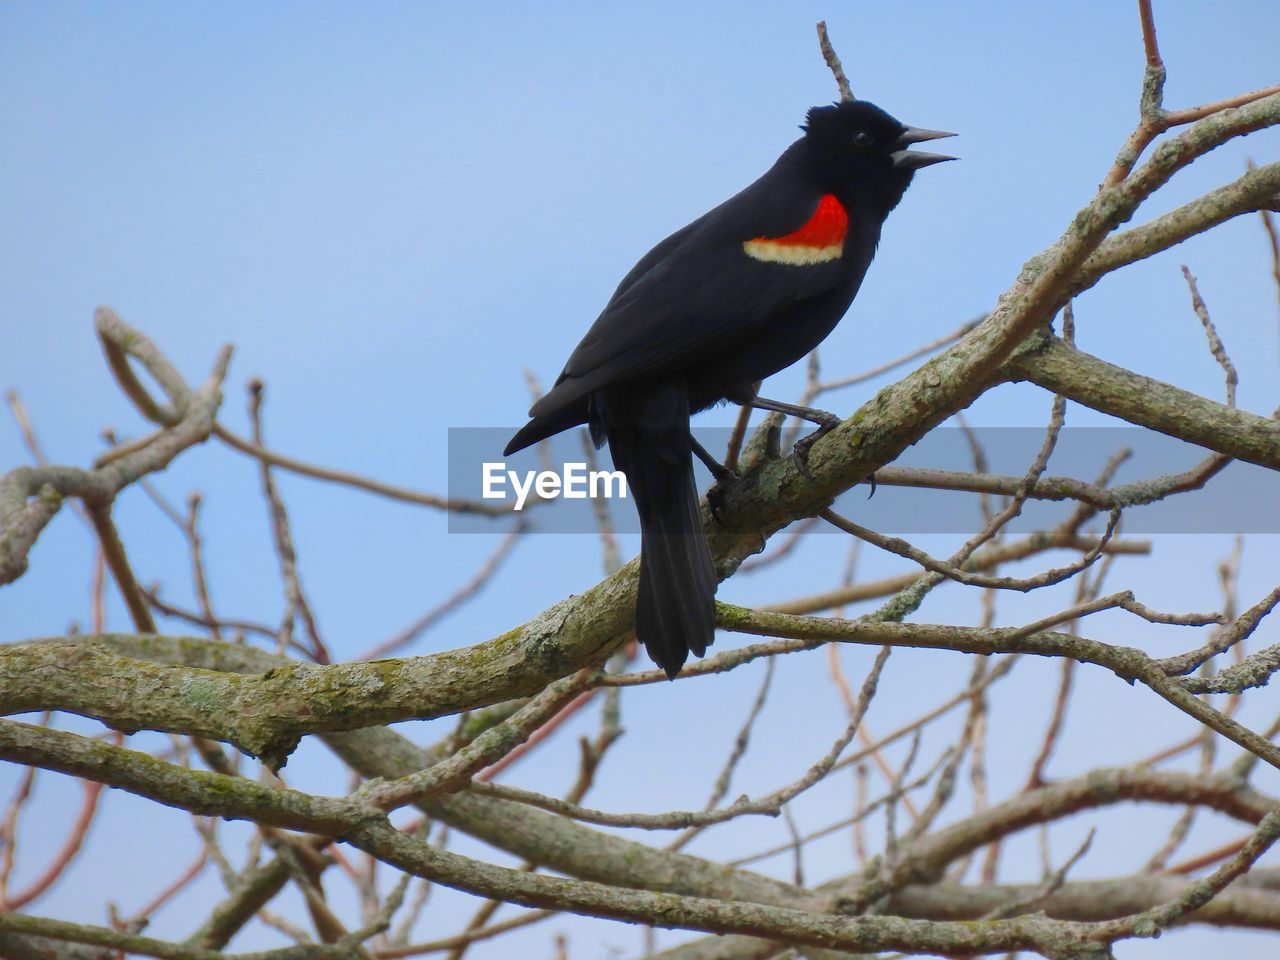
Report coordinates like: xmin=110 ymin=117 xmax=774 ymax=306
xmin=9 ymin=566 xmax=1270 ymax=774
xmin=1006 ymin=336 xmax=1280 ymax=469
xmin=887 ymin=873 xmax=1280 ymax=930
xmin=0 ymin=635 xmax=608 ymax=768
xmin=1076 ymin=161 xmax=1280 ymax=297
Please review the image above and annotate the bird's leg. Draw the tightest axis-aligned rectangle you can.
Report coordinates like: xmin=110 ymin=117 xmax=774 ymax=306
xmin=747 ymin=396 xmax=842 ymax=476
xmin=690 ymin=436 xmax=736 ymax=481
xmin=691 ymin=435 xmax=738 ymax=523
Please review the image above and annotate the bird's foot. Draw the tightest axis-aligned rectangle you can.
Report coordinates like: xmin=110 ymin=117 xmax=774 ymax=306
xmin=791 ymin=411 xmax=842 ymax=477
xmin=706 ymin=469 xmax=741 ymax=524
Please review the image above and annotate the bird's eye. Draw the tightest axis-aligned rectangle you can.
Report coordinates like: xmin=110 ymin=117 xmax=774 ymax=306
xmin=853 ymin=131 xmax=874 ymax=147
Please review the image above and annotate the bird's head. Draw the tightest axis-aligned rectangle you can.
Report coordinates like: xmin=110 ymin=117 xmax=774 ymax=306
xmin=802 ymin=100 xmax=955 ymax=214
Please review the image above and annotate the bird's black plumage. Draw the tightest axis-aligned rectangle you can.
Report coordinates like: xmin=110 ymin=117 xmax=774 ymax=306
xmin=506 ymin=99 xmax=953 ymax=678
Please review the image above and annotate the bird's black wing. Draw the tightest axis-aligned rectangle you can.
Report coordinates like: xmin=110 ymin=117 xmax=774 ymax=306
xmin=529 ymin=154 xmax=847 ymax=419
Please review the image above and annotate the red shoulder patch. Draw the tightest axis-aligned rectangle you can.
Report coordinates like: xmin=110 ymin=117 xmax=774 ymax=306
xmin=744 ymin=194 xmax=848 ymax=265
xmin=766 ymin=194 xmax=848 ymax=247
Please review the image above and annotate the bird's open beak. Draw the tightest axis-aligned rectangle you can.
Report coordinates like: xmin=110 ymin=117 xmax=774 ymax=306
xmin=891 ymin=126 xmax=957 ymax=171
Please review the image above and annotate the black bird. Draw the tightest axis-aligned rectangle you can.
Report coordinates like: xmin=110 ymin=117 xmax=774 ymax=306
xmin=505 ymin=100 xmax=953 ymax=678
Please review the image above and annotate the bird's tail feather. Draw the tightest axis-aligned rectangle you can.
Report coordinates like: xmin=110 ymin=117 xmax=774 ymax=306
xmin=601 ymin=382 xmax=716 ymax=678
xmin=504 ymin=397 xmax=590 ymax=457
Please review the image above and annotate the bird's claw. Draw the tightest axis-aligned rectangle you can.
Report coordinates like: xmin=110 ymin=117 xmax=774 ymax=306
xmin=791 ymin=413 xmax=841 ymax=478
xmin=792 ymin=438 xmax=817 ymax=478
xmin=706 ymin=471 xmax=741 ymax=524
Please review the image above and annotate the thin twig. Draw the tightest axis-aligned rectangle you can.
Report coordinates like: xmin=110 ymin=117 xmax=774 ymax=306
xmin=376 ymin=910 xmax=552 ymax=959
xmin=213 ymin=423 xmax=507 ymax=517
xmin=184 ymin=493 xmax=221 ymax=641
xmin=982 ymin=829 xmax=1095 ymax=920
xmin=359 ymin=525 xmax=527 ymax=661
xmin=669 ymin=659 xmax=777 ymax=850
xmin=821 ymin=507 xmax=1122 ymax=593
xmin=1181 ymin=266 xmax=1238 ymax=407
xmin=811 ymin=318 xmax=979 ymax=396
xmin=247 ymin=380 xmax=329 ymax=664
xmin=827 ymin=643 xmax=920 ymax=820
xmin=815 ymin=21 xmax=854 ymax=102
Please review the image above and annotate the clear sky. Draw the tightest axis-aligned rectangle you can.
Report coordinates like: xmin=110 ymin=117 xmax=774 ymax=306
xmin=2 ymin=3 xmax=1280 ymax=958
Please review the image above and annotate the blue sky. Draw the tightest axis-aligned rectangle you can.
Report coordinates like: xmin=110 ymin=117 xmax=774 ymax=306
xmin=2 ymin=3 xmax=1280 ymax=957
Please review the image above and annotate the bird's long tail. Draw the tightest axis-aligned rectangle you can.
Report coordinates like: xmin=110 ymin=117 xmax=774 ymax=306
xmin=599 ymin=381 xmax=716 ymax=679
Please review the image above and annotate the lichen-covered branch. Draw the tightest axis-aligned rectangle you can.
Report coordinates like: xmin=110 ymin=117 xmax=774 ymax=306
xmin=1076 ymin=160 xmax=1280 ymax=293
xmin=886 ymin=873 xmax=1280 ymax=930
xmin=0 ymin=309 xmax=231 ymax=586
xmin=1007 ymin=337 xmax=1280 ymax=468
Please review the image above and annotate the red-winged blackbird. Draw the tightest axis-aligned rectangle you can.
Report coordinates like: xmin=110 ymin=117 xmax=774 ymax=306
xmin=506 ymin=100 xmax=954 ymax=678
